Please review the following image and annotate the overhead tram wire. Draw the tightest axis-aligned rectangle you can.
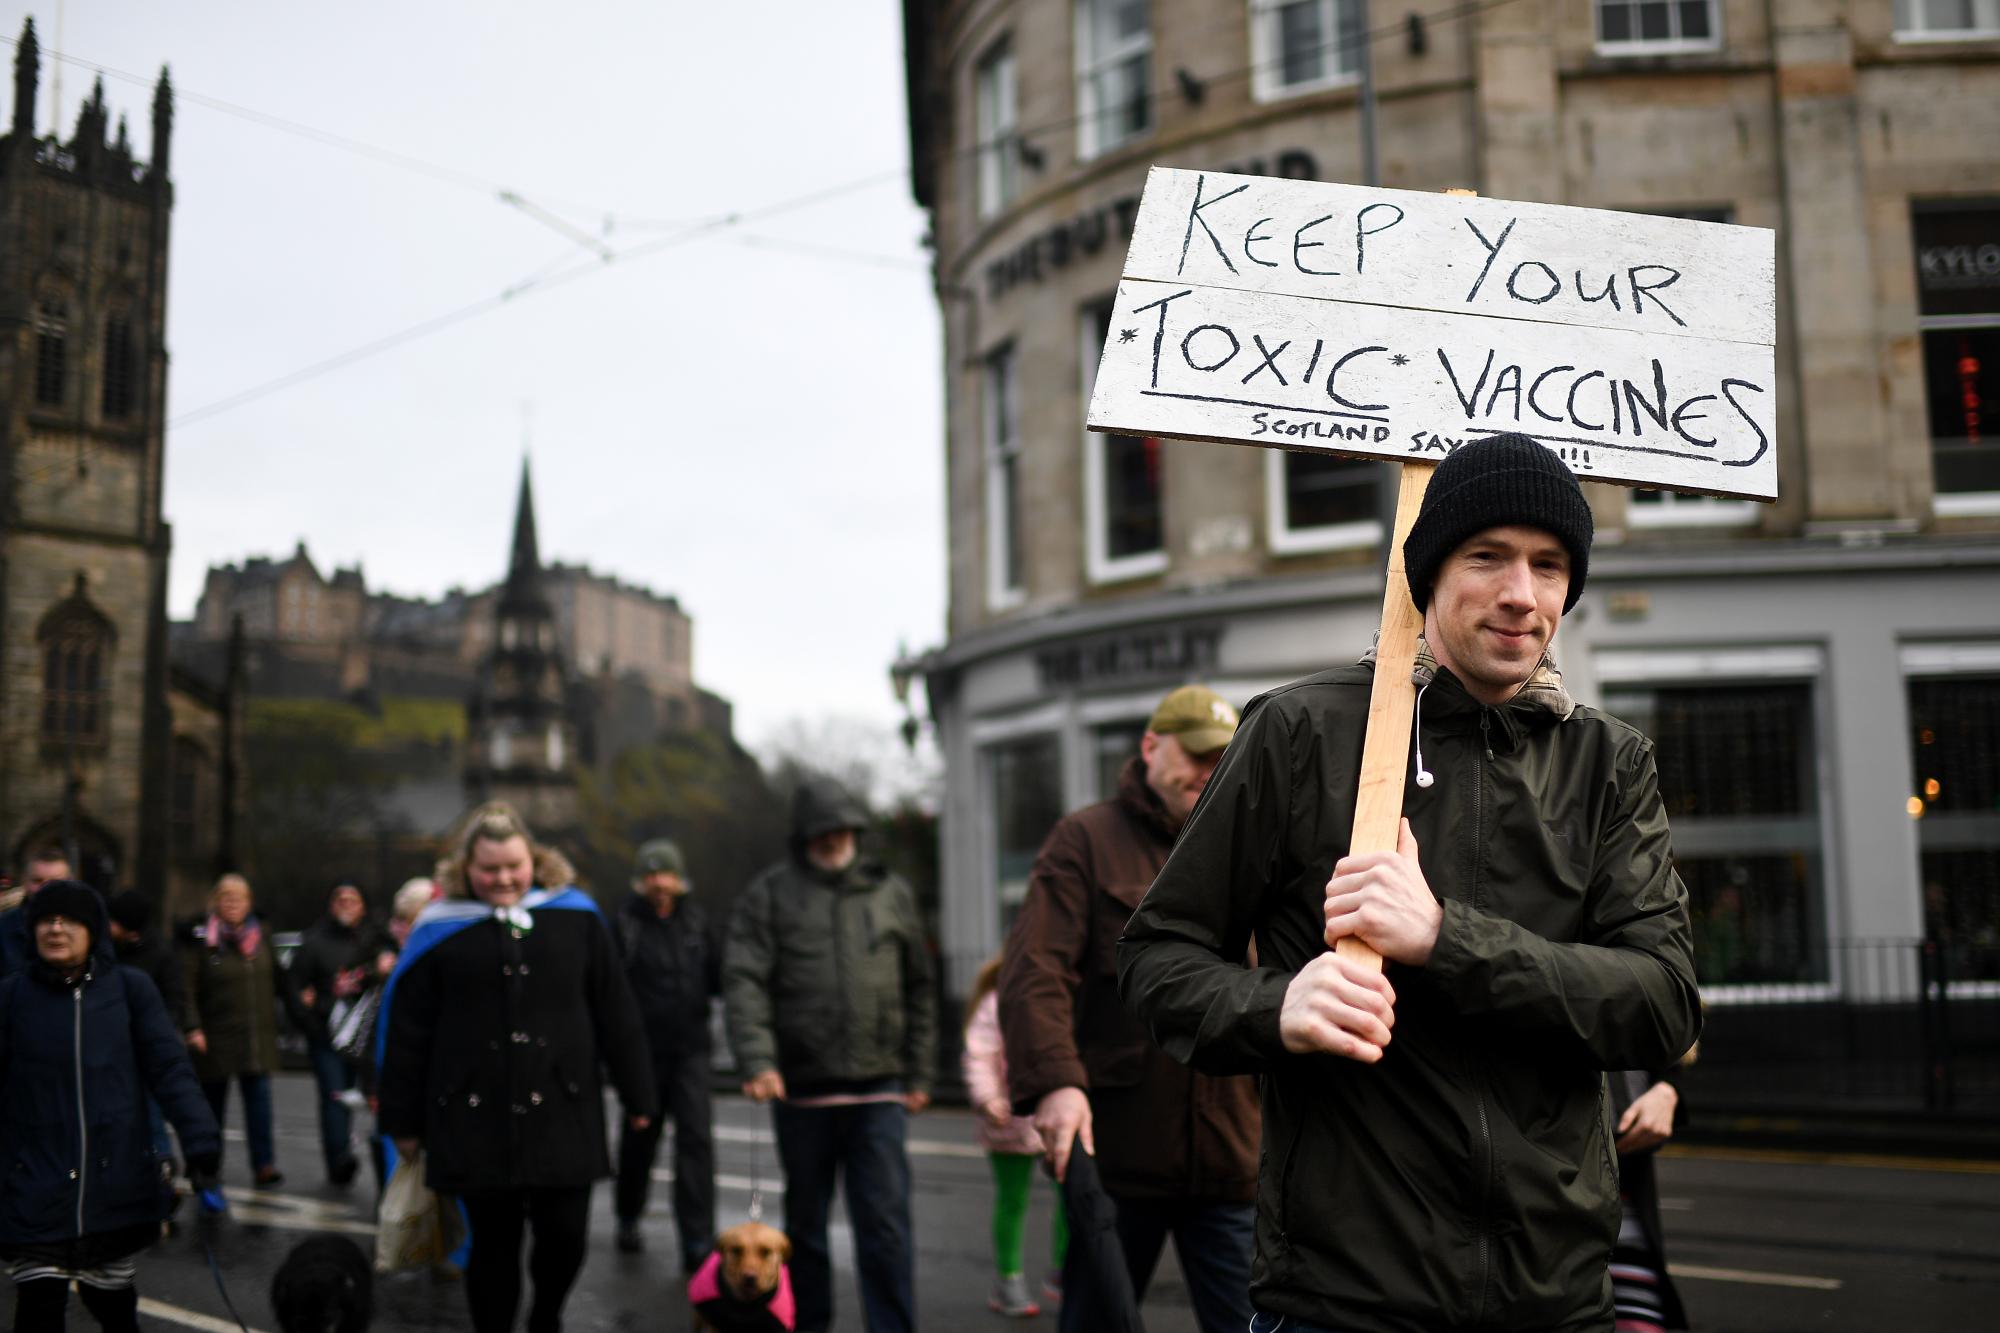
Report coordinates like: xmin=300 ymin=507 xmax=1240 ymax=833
xmin=16 ymin=0 xmax=1527 ymax=463
xmin=0 ymin=35 xmax=717 ymax=232
xmin=159 ymin=167 xmax=909 ymax=434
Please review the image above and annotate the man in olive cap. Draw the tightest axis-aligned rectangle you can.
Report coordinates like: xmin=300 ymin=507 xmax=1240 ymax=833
xmin=998 ymin=684 xmax=1260 ymax=1333
xmin=1120 ymin=434 xmax=1699 ymax=1333
xmin=609 ymin=838 xmax=719 ymax=1269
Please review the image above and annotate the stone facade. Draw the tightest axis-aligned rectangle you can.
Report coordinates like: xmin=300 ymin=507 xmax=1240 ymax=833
xmin=0 ymin=20 xmax=230 ymax=896
xmin=900 ymin=0 xmax=2000 ymax=1016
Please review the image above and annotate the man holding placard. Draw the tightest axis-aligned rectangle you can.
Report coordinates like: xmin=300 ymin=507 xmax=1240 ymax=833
xmin=1118 ymin=434 xmax=1701 ymax=1332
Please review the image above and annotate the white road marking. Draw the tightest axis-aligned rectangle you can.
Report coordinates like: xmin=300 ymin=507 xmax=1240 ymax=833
xmin=136 ymin=1297 xmax=272 ymax=1333
xmin=1670 ymin=1262 xmax=1843 ymax=1290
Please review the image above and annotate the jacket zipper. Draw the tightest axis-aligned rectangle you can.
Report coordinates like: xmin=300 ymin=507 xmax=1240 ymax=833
xmin=1470 ymin=710 xmax=1495 ymax=1320
xmin=73 ymin=983 xmax=88 ymax=1237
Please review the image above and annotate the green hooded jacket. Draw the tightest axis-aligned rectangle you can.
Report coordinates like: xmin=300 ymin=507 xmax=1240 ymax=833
xmin=724 ymin=781 xmax=937 ymax=1096
xmin=1119 ymin=655 xmax=1700 ymax=1333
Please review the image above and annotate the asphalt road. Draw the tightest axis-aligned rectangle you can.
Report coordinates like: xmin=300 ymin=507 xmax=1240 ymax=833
xmin=121 ymin=1074 xmax=2000 ymax=1332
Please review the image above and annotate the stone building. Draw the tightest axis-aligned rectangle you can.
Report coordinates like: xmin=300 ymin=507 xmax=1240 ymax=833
xmin=898 ymin=0 xmax=2000 ymax=1079
xmin=0 ymin=19 xmax=237 ymax=907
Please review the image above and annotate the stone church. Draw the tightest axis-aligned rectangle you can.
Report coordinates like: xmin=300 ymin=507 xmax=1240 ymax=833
xmin=0 ymin=19 xmax=238 ymax=909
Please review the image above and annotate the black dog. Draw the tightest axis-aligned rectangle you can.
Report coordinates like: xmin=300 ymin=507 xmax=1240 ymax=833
xmin=270 ymin=1235 xmax=374 ymax=1333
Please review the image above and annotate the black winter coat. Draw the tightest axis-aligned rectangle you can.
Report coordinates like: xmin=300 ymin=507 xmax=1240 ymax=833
xmin=0 ymin=962 xmax=220 ymax=1246
xmin=288 ymin=914 xmax=395 ymax=1043
xmin=612 ymin=894 xmax=719 ymax=1058
xmin=377 ymin=905 xmax=657 ymax=1193
xmin=1120 ymin=660 xmax=1701 ymax=1333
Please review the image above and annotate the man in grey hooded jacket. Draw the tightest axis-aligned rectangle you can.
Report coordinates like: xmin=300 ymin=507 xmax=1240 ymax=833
xmin=724 ymin=779 xmax=936 ymax=1333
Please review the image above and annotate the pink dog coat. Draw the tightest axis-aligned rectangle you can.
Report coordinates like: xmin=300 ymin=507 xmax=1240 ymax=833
xmin=688 ymin=1247 xmax=796 ymax=1332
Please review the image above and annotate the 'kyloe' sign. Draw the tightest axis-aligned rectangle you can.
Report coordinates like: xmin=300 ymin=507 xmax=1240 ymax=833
xmin=1086 ymin=168 xmax=1778 ymax=501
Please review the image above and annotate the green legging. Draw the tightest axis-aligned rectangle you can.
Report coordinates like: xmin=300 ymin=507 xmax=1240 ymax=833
xmin=989 ymin=1150 xmax=1068 ymax=1277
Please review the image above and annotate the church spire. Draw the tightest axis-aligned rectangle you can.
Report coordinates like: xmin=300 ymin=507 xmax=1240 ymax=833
xmin=500 ymin=456 xmax=549 ymax=615
xmin=12 ymin=16 xmax=38 ymax=138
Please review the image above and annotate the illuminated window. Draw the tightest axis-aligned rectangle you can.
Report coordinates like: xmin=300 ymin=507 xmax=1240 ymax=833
xmin=1904 ymin=651 xmax=2000 ymax=984
xmin=1912 ymin=204 xmax=2000 ymax=512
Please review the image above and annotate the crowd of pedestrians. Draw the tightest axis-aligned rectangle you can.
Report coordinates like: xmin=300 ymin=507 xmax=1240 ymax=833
xmin=0 ymin=443 xmax=1707 ymax=1332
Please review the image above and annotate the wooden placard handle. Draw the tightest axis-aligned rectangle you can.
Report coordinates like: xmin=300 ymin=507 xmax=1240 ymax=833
xmin=1333 ymin=460 xmax=1436 ymax=973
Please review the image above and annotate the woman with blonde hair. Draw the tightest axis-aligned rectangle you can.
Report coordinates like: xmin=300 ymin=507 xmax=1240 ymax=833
xmin=181 ymin=873 xmax=287 ymax=1187
xmin=378 ymin=804 xmax=655 ymax=1333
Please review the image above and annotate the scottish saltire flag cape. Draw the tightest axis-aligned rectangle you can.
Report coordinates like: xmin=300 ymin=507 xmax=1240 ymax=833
xmin=374 ymin=884 xmax=601 ymax=1245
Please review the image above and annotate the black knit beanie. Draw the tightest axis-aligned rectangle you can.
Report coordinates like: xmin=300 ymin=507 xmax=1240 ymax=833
xmin=1402 ymin=434 xmax=1594 ymax=613
xmin=25 ymin=879 xmax=107 ymax=942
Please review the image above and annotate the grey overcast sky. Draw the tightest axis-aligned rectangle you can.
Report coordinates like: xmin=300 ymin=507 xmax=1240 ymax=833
xmin=6 ymin=1 xmax=945 ymax=762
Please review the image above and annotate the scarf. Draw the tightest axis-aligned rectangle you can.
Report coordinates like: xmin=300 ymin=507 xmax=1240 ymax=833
xmin=207 ymin=913 xmax=262 ymax=958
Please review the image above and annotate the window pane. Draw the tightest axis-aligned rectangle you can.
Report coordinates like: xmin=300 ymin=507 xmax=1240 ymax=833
xmin=1911 ymin=676 xmax=2000 ymax=814
xmin=1094 ymin=721 xmax=1145 ymax=801
xmin=1608 ymin=681 xmax=1823 ymax=984
xmin=1636 ymin=683 xmax=1817 ymax=818
xmin=1115 ymin=52 xmax=1151 ymax=139
xmin=1911 ymin=676 xmax=2000 ymax=982
xmin=1921 ymin=0 xmax=1974 ymax=28
xmin=1922 ymin=328 xmax=2000 ymax=494
xmin=1278 ymin=1 xmax=1326 ymax=85
xmin=1002 ymin=454 xmax=1024 ymax=589
xmin=1104 ymin=434 xmax=1163 ymax=559
xmin=1681 ymin=853 xmax=1819 ymax=985
xmin=1638 ymin=0 xmax=1672 ymax=40
xmin=1286 ymin=453 xmax=1379 ymax=529
xmin=1678 ymin=0 xmax=1711 ymax=37
xmin=1922 ymin=850 xmax=2000 ymax=981
xmin=1601 ymin=2 xmax=1633 ymax=40
xmin=992 ymin=735 xmax=1064 ymax=934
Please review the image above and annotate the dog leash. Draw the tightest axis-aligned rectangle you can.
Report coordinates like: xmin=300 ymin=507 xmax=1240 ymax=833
xmin=203 ymin=1241 xmax=253 ymax=1333
xmin=748 ymin=1121 xmax=767 ymax=1222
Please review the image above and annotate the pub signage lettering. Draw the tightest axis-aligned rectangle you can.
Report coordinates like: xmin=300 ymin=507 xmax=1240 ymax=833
xmin=985 ymin=150 xmax=1318 ymax=302
xmin=1034 ymin=623 xmax=1225 ymax=690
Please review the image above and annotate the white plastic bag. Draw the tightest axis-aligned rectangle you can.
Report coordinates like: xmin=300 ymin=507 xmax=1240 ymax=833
xmin=374 ymin=1154 xmax=461 ymax=1273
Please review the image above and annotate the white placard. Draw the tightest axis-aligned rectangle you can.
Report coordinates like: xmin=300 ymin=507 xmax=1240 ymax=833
xmin=1088 ymin=168 xmax=1779 ymax=500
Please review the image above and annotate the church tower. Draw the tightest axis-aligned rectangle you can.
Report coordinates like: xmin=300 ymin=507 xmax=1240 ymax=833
xmin=465 ymin=460 xmax=580 ymax=841
xmin=0 ymin=18 xmax=177 ymax=890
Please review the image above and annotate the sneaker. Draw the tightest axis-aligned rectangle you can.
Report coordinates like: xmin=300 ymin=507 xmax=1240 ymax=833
xmin=197 ymin=1186 xmax=228 ymax=1216
xmin=1041 ymin=1270 xmax=1062 ymax=1305
xmin=989 ymin=1273 xmax=1040 ymax=1318
xmin=254 ymin=1166 xmax=284 ymax=1189
xmin=329 ymin=1156 xmax=359 ymax=1187
xmin=615 ymin=1221 xmax=644 ymax=1254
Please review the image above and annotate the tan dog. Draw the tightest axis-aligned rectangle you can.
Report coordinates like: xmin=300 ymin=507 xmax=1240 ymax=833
xmin=691 ymin=1220 xmax=793 ymax=1332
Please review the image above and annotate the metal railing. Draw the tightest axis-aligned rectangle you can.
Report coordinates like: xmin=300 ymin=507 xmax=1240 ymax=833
xmin=1681 ymin=937 xmax=2000 ymax=1117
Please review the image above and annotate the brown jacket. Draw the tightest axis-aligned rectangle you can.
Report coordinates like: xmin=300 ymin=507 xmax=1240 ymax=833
xmin=998 ymin=758 xmax=1259 ymax=1202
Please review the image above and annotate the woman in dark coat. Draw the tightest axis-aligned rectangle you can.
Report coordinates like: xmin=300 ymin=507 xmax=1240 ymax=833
xmin=378 ymin=804 xmax=655 ymax=1333
xmin=181 ymin=873 xmax=288 ymax=1187
xmin=0 ymin=881 xmax=220 ymax=1332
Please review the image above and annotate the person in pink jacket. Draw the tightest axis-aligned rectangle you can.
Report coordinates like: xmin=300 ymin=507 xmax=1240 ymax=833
xmin=962 ymin=954 xmax=1068 ymax=1320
